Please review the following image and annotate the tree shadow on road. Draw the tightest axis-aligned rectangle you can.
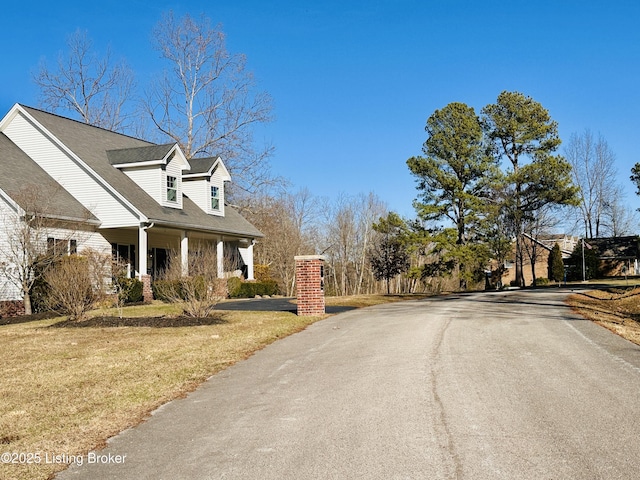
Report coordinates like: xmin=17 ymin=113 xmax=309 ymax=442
xmin=214 ymin=297 xmax=356 ymax=314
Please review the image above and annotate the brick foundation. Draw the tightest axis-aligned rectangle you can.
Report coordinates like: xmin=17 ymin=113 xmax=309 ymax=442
xmin=295 ymin=255 xmax=326 ymax=316
xmin=141 ymin=274 xmax=154 ymax=303
xmin=0 ymin=300 xmax=26 ymax=317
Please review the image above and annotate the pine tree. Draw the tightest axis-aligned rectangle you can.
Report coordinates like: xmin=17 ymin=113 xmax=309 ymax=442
xmin=368 ymin=213 xmax=410 ymax=294
xmin=548 ymin=243 xmax=564 ymax=284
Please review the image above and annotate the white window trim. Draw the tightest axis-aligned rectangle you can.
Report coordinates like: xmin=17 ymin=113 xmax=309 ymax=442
xmin=211 ymin=185 xmax=220 ymax=211
xmin=166 ymin=175 xmax=178 ymax=203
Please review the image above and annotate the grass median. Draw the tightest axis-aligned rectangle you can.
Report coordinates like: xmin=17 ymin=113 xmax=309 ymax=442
xmin=567 ymin=285 xmax=640 ymax=346
xmin=0 ymin=294 xmax=426 ymax=480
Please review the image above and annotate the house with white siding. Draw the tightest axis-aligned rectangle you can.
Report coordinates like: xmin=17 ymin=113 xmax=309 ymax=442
xmin=0 ymin=103 xmax=263 ymax=308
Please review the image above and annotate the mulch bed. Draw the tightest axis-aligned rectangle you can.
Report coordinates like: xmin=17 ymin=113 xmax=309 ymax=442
xmin=1 ymin=312 xmax=227 ymax=328
xmin=50 ymin=315 xmax=227 ymax=328
xmin=0 ymin=311 xmax=59 ymax=326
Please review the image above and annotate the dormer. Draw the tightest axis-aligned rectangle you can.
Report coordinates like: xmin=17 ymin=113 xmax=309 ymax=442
xmin=182 ymin=156 xmax=231 ymax=217
xmin=107 ymin=144 xmax=190 ymax=209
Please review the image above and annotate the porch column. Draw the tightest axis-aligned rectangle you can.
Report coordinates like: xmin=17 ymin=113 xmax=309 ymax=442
xmin=139 ymin=222 xmax=153 ymax=302
xmin=138 ymin=223 xmax=148 ymax=279
xmin=239 ymin=241 xmax=255 ymax=280
xmin=181 ymin=231 xmax=189 ymax=276
xmin=217 ymin=237 xmax=224 ymax=278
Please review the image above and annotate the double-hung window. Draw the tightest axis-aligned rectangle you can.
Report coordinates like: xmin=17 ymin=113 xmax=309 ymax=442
xmin=167 ymin=175 xmax=177 ymax=202
xmin=211 ymin=185 xmax=220 ymax=211
xmin=47 ymin=237 xmax=77 ymax=256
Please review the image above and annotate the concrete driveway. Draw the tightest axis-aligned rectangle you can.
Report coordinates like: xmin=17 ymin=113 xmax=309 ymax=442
xmin=59 ymin=289 xmax=640 ymax=479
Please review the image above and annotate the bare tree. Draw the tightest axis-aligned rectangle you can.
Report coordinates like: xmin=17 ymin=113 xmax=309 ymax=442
xmin=238 ymin=188 xmax=317 ymax=296
xmin=0 ymin=186 xmax=74 ymax=315
xmin=321 ymin=193 xmax=387 ymax=296
xmin=143 ymin=12 xmax=274 ymax=195
xmin=565 ymin=130 xmax=618 ymax=238
xmin=600 ymin=185 xmax=638 ymax=237
xmin=33 ymin=29 xmax=135 ymax=132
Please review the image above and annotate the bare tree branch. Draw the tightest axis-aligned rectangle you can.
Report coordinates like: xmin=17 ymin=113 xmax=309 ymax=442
xmin=33 ymin=29 xmax=136 ymax=132
xmin=143 ymin=12 xmax=275 ymax=195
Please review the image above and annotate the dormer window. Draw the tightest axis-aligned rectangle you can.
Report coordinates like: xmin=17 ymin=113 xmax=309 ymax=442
xmin=211 ymin=185 xmax=220 ymax=211
xmin=167 ymin=176 xmax=177 ymax=202
xmin=108 ymin=143 xmax=188 ymax=209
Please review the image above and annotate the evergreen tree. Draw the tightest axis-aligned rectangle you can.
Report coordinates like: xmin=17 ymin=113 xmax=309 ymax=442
xmin=548 ymin=243 xmax=565 ymax=283
xmin=482 ymin=91 xmax=579 ymax=287
xmin=407 ymin=102 xmax=498 ymax=289
xmin=368 ymin=213 xmax=410 ymax=294
xmin=568 ymin=241 xmax=599 ymax=281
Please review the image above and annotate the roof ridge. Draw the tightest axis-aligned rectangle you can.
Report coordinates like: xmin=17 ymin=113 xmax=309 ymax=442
xmin=19 ymin=104 xmax=156 ymax=145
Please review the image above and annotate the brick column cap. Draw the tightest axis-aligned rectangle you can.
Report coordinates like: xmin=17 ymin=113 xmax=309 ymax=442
xmin=294 ymin=255 xmax=327 ymax=261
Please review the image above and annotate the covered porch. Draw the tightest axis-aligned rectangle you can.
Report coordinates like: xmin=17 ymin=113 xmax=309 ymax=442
xmin=103 ymin=223 xmax=256 ymax=285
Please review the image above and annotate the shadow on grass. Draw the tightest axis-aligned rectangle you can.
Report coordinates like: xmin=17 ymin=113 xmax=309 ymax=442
xmin=49 ymin=315 xmax=228 ymax=328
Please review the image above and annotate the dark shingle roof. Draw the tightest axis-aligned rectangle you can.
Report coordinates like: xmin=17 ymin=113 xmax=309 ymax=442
xmin=186 ymin=157 xmax=218 ymax=175
xmin=107 ymin=144 xmax=176 ymax=165
xmin=0 ymin=133 xmax=98 ymax=223
xmin=19 ymin=106 xmax=262 ymax=238
xmin=587 ymin=236 xmax=639 ymax=259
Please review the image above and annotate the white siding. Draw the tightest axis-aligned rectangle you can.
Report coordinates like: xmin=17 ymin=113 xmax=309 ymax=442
xmin=0 ymin=197 xmax=112 ymax=302
xmin=163 ymin=157 xmax=183 ymax=209
xmin=182 ymin=174 xmax=225 ymax=216
xmin=3 ymin=112 xmax=140 ymax=227
xmin=182 ymin=178 xmax=209 ymax=214
xmin=122 ymin=166 xmax=163 ymax=205
xmin=0 ymin=199 xmax=23 ymax=301
xmin=210 ymin=168 xmax=226 ymax=216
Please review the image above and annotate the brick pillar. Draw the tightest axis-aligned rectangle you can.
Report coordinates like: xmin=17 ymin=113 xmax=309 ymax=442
xmin=295 ymin=255 xmax=326 ymax=316
xmin=141 ymin=274 xmax=153 ymax=303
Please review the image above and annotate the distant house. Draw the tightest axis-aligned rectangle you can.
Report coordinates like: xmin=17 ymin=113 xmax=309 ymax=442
xmin=499 ymin=234 xmax=640 ymax=286
xmin=500 ymin=234 xmax=578 ymax=286
xmin=0 ymin=104 xmax=263 ymax=309
xmin=585 ymin=236 xmax=640 ymax=276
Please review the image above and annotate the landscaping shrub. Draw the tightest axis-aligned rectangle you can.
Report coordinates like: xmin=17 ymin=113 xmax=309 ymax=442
xmin=152 ymin=279 xmax=183 ymax=302
xmin=114 ymin=277 xmax=143 ymax=303
xmin=535 ymin=277 xmax=550 ymax=286
xmin=227 ymin=276 xmax=243 ymax=298
xmin=253 ymin=264 xmax=271 ymax=282
xmin=29 ymin=275 xmax=50 ymax=313
xmin=153 ymin=275 xmax=227 ymax=317
xmin=44 ymin=256 xmax=95 ymax=321
xmin=230 ymin=280 xmax=279 ymax=298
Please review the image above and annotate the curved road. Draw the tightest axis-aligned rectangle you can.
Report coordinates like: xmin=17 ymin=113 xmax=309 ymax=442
xmin=60 ymin=289 xmax=640 ymax=479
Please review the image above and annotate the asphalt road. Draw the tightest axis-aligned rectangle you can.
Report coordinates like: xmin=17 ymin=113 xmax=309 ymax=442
xmin=59 ymin=289 xmax=640 ymax=479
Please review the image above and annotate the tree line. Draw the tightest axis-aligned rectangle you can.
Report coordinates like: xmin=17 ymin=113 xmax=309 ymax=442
xmin=30 ymin=15 xmax=640 ymax=295
xmin=396 ymin=90 xmax=638 ymax=291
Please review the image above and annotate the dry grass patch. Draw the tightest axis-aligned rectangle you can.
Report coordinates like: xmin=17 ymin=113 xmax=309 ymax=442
xmin=0 ymin=307 xmax=320 ymax=480
xmin=567 ymin=286 xmax=640 ymax=346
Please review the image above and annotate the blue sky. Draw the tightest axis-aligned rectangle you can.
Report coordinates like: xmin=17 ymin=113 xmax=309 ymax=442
xmin=2 ymin=0 xmax=640 ymax=220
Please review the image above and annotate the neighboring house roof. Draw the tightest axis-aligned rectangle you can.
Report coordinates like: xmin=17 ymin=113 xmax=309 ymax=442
xmin=0 ymin=132 xmax=99 ymax=224
xmin=522 ymin=233 xmax=578 ymax=259
xmin=586 ymin=236 xmax=639 ymax=259
xmin=18 ymin=105 xmax=262 ymax=238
